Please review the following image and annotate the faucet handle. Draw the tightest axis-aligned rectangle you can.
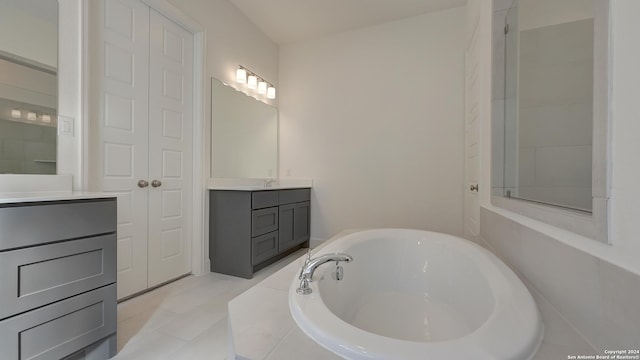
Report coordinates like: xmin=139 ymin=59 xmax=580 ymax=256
xmin=299 ymin=248 xmax=312 ymax=280
xmin=304 ymin=248 xmax=312 ymax=264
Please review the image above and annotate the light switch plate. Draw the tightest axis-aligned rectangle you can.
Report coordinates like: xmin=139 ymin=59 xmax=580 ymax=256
xmin=58 ymin=115 xmax=74 ymax=136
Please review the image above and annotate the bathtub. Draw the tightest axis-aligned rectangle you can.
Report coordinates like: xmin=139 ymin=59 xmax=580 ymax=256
xmin=289 ymin=229 xmax=543 ymax=360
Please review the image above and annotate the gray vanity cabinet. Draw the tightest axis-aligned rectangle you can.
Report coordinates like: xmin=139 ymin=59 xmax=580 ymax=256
xmin=0 ymin=198 xmax=117 ymax=360
xmin=210 ymin=188 xmax=310 ymax=278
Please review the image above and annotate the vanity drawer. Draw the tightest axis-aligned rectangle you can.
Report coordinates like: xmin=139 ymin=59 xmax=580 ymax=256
xmin=0 ymin=234 xmax=116 ymax=320
xmin=278 ymin=189 xmax=310 ymax=205
xmin=0 ymin=199 xmax=116 ymax=251
xmin=252 ymin=231 xmax=278 ymax=265
xmin=0 ymin=284 xmax=116 ymax=360
xmin=252 ymin=191 xmax=278 ymax=209
xmin=251 ymin=207 xmax=278 ymax=237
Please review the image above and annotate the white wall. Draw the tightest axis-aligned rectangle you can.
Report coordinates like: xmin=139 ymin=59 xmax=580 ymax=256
xmin=167 ymin=0 xmax=279 ymax=106
xmin=475 ymin=0 xmax=640 ymax=351
xmin=279 ymin=7 xmax=467 ymax=241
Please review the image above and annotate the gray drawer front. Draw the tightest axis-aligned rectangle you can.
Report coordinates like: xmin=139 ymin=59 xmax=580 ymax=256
xmin=0 ymin=234 xmax=116 ymax=320
xmin=278 ymin=189 xmax=310 ymax=205
xmin=252 ymin=231 xmax=278 ymax=265
xmin=251 ymin=207 xmax=278 ymax=237
xmin=0 ymin=284 xmax=116 ymax=360
xmin=0 ymin=199 xmax=116 ymax=251
xmin=252 ymin=191 xmax=278 ymax=209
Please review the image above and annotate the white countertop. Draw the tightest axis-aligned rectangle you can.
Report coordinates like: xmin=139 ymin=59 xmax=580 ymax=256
xmin=207 ymin=178 xmax=313 ymax=191
xmin=208 ymin=185 xmax=311 ymax=191
xmin=0 ymin=191 xmax=116 ymax=204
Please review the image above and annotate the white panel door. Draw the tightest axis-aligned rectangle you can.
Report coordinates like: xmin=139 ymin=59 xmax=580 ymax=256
xmin=147 ymin=9 xmax=194 ymax=287
xmin=464 ymin=16 xmax=481 ymax=238
xmin=98 ymin=0 xmax=151 ymax=298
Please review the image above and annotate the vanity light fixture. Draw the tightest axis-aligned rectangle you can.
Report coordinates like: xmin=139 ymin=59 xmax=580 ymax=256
xmin=247 ymin=75 xmax=258 ymax=89
xmin=11 ymin=109 xmax=21 ymax=118
xmin=236 ymin=65 xmax=276 ymax=99
xmin=41 ymin=114 xmax=52 ymax=123
xmin=267 ymin=86 xmax=276 ymax=99
xmin=27 ymin=111 xmax=37 ymax=121
xmin=258 ymin=80 xmax=267 ymax=95
xmin=236 ymin=67 xmax=247 ymax=83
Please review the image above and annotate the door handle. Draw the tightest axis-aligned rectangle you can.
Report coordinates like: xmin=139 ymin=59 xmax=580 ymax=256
xmin=151 ymin=179 xmax=162 ymax=188
xmin=470 ymin=184 xmax=479 ymax=192
xmin=138 ymin=180 xmax=149 ymax=188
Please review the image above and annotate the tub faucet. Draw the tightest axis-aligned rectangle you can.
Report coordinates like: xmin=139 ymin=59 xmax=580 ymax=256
xmin=297 ymin=253 xmax=353 ymax=295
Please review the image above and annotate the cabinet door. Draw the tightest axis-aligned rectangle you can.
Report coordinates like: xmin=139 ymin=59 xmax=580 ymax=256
xmin=293 ymin=201 xmax=311 ymax=245
xmin=278 ymin=201 xmax=310 ymax=253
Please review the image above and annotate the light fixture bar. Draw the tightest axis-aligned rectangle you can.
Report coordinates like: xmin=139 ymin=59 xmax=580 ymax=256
xmin=236 ymin=65 xmax=276 ymax=100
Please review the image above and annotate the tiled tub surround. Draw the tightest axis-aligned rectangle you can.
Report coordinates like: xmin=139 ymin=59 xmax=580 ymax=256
xmin=228 ymin=230 xmax=596 ymax=359
xmin=480 ymin=208 xmax=640 ymax=352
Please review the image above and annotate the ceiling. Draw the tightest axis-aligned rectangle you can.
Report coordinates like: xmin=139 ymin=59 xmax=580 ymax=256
xmin=228 ymin=0 xmax=468 ymax=45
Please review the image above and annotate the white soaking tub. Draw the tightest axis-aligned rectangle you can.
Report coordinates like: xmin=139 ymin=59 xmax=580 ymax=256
xmin=289 ymin=229 xmax=543 ymax=360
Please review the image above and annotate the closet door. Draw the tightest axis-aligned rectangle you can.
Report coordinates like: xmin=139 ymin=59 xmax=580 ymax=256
xmin=96 ymin=0 xmax=194 ymax=298
xmin=147 ymin=9 xmax=194 ymax=287
xmin=98 ymin=0 xmax=151 ymax=299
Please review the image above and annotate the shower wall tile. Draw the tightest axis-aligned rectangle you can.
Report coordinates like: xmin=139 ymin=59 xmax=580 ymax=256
xmin=0 ymin=120 xmax=56 ymax=174
xmin=2 ymin=139 xmax=24 ymax=160
xmin=518 ymin=103 xmax=593 ymax=148
xmin=491 ymin=99 xmax=505 ymax=189
xmin=535 ymin=146 xmax=592 ymax=187
xmin=518 ymin=147 xmax=535 ymax=187
xmin=492 ymin=9 xmax=507 ymax=101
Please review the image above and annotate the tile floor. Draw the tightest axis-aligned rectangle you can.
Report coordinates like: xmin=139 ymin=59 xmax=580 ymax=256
xmin=113 ymin=249 xmax=307 ymax=360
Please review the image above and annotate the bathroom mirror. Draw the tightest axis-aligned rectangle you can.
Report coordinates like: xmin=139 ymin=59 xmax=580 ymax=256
xmin=210 ymin=78 xmax=278 ymax=179
xmin=491 ymin=0 xmax=611 ymax=242
xmin=0 ymin=0 xmax=58 ymax=175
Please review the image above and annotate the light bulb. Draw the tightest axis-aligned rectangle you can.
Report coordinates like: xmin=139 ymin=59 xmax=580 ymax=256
xmin=258 ymin=81 xmax=267 ymax=94
xmin=247 ymin=75 xmax=258 ymax=89
xmin=11 ymin=109 xmax=21 ymax=118
xmin=236 ymin=68 xmax=247 ymax=83
xmin=27 ymin=112 xmax=37 ymax=121
xmin=267 ymin=86 xmax=276 ymax=99
xmin=42 ymin=114 xmax=52 ymax=123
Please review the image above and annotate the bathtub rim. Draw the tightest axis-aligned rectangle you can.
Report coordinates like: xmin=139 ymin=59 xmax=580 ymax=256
xmin=289 ymin=228 xmax=544 ymax=360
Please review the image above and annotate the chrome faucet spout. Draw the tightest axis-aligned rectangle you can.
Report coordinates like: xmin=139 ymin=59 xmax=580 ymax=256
xmin=296 ymin=253 xmax=353 ymax=295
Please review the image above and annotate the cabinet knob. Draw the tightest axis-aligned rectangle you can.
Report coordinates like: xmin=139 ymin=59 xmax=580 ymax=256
xmin=470 ymin=184 xmax=479 ymax=192
xmin=138 ymin=180 xmax=149 ymax=188
xmin=151 ymin=179 xmax=162 ymax=188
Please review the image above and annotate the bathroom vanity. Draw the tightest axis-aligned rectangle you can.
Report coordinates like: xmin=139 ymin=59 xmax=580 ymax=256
xmin=0 ymin=193 xmax=117 ymax=360
xmin=209 ymin=187 xmax=311 ymax=278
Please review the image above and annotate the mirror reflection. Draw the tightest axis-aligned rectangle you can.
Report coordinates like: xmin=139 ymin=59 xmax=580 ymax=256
xmin=210 ymin=78 xmax=278 ymax=179
xmin=0 ymin=0 xmax=58 ymax=174
xmin=493 ymin=0 xmax=595 ymax=212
